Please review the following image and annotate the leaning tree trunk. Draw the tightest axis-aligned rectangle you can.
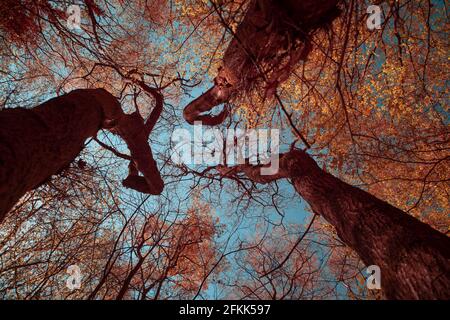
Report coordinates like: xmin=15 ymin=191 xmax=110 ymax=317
xmin=183 ymin=0 xmax=341 ymax=125
xmin=222 ymin=150 xmax=450 ymax=299
xmin=0 ymin=88 xmax=163 ymax=222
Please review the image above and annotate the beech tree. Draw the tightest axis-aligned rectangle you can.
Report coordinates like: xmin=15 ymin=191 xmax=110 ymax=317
xmin=214 ymin=149 xmax=449 ymax=299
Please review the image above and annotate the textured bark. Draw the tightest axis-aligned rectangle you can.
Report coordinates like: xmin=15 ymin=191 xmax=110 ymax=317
xmin=183 ymin=0 xmax=341 ymax=125
xmin=0 ymin=88 xmax=163 ymax=222
xmin=221 ymin=150 xmax=450 ymax=299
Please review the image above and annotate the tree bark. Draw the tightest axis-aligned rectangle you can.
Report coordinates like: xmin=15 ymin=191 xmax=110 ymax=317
xmin=0 ymin=88 xmax=163 ymax=222
xmin=220 ymin=150 xmax=450 ymax=299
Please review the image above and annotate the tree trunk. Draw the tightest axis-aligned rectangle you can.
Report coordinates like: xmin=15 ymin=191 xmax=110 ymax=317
xmin=225 ymin=150 xmax=450 ymax=299
xmin=0 ymin=88 xmax=163 ymax=222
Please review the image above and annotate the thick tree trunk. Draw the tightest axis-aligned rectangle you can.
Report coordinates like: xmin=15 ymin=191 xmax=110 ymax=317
xmin=0 ymin=88 xmax=163 ymax=222
xmin=224 ymin=150 xmax=450 ymax=299
xmin=0 ymin=89 xmax=106 ymax=221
